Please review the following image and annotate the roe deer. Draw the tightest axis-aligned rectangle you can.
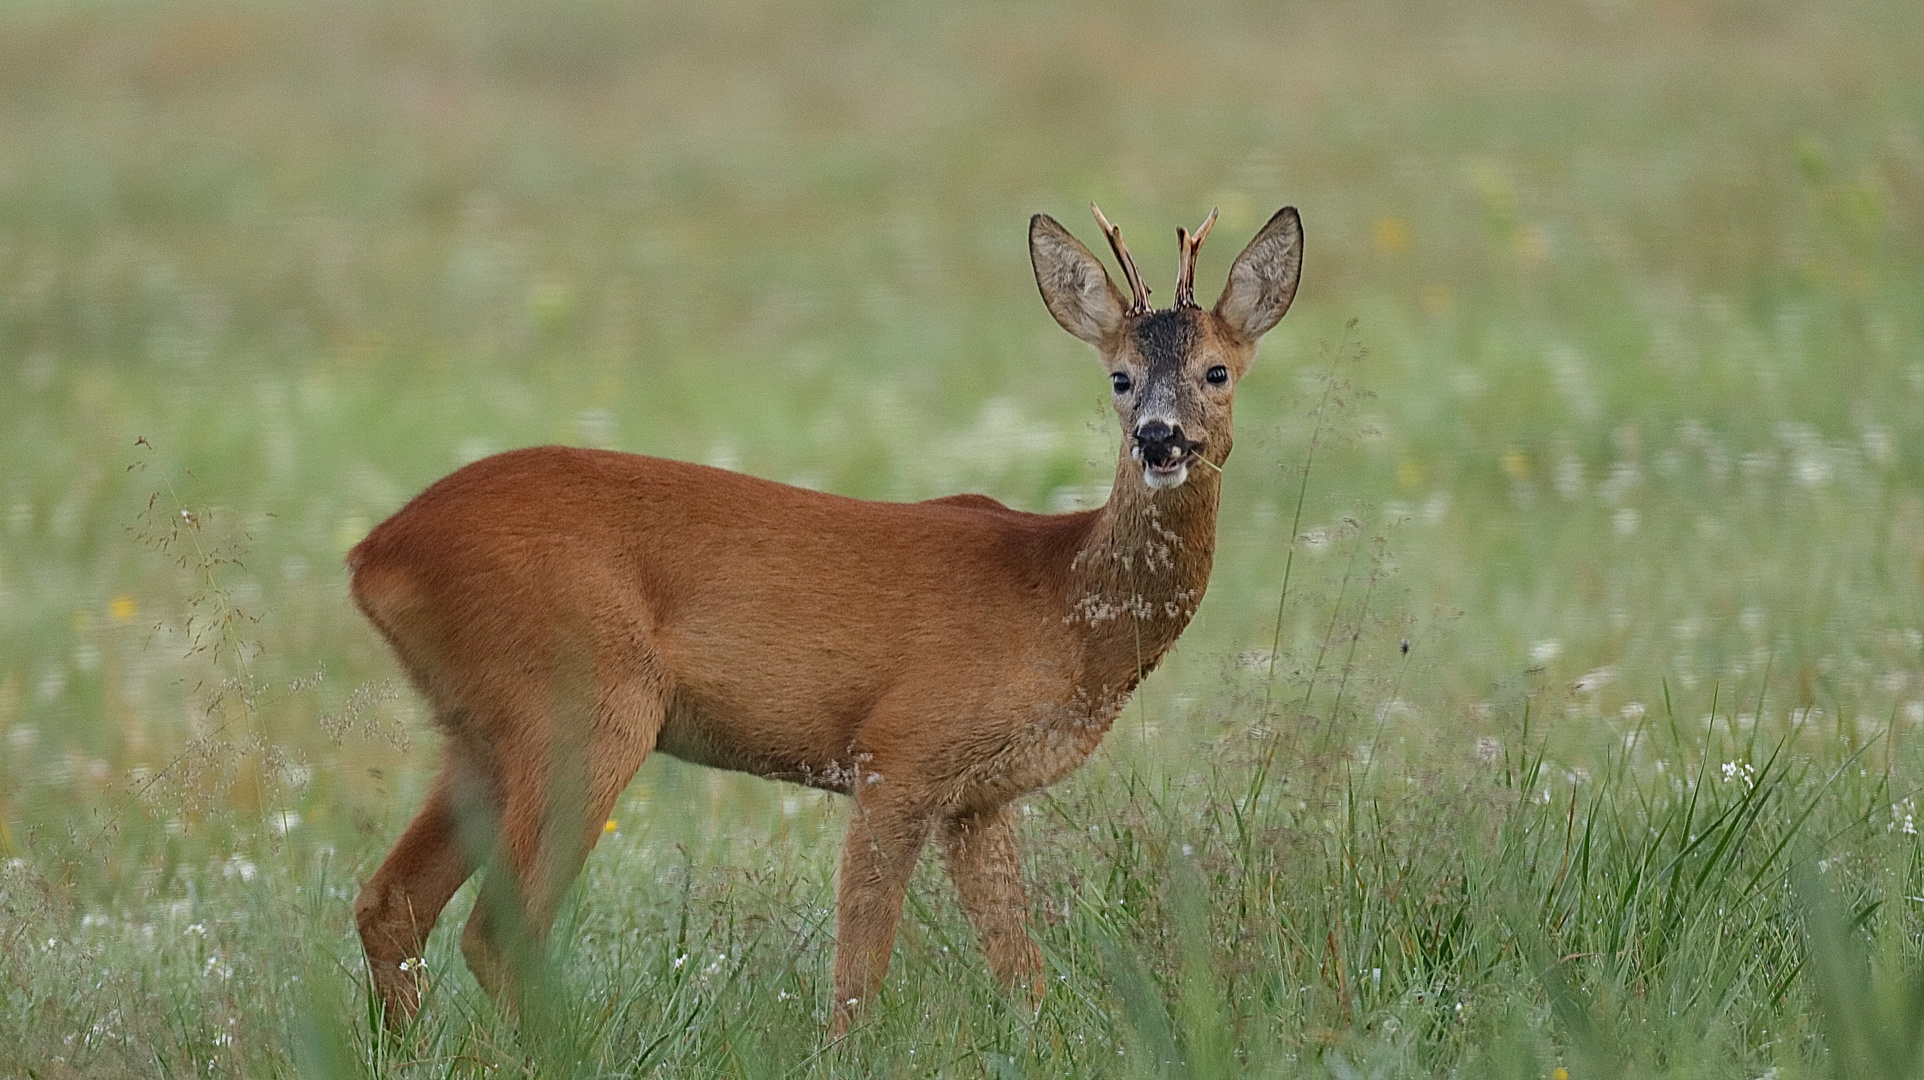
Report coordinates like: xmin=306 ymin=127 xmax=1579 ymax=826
xmin=348 ymin=204 xmax=1303 ymax=1030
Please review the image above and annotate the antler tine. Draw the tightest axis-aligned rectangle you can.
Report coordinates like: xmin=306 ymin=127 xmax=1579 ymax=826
xmin=1174 ymin=206 xmax=1219 ymax=310
xmin=1091 ymin=203 xmax=1153 ymax=315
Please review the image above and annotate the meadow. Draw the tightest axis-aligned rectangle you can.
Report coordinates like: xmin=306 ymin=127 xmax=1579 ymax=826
xmin=3 ymin=0 xmax=1924 ymax=1074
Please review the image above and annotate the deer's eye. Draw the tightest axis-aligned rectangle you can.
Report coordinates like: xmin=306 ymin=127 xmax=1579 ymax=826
xmin=1206 ymin=365 xmax=1230 ymax=385
xmin=1110 ymin=371 xmax=1132 ymax=394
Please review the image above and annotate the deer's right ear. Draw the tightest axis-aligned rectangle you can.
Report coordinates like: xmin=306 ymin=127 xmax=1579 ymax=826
xmin=1030 ymin=214 xmax=1128 ymax=347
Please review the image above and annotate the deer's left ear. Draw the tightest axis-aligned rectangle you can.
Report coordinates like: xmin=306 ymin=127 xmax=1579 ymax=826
xmin=1214 ymin=207 xmax=1303 ymax=344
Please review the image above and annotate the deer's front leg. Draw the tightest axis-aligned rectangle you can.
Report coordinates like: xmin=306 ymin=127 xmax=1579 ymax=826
xmin=830 ymin=781 xmax=934 ymax=1033
xmin=940 ymin=804 xmax=1043 ymax=994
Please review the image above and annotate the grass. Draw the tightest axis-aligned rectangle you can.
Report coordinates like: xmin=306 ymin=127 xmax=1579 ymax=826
xmin=3 ymin=0 xmax=1924 ymax=1074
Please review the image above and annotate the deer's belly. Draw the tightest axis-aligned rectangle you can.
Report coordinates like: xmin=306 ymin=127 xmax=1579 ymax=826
xmin=653 ymin=696 xmax=860 ymax=792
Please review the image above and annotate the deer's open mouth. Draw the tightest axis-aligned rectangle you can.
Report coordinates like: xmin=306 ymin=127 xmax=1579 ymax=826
xmin=1140 ymin=452 xmax=1192 ymax=490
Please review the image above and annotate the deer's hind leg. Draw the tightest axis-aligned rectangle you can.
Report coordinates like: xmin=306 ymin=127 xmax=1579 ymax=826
xmin=940 ymin=804 xmax=1043 ymax=995
xmin=457 ymin=672 xmax=664 ymax=1009
xmin=355 ymin=729 xmax=491 ymax=1025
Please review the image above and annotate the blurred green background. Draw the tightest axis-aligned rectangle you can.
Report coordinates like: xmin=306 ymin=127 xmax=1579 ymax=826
xmin=5 ymin=0 xmax=1920 ymax=834
xmin=3 ymin=0 xmax=1924 ymax=1073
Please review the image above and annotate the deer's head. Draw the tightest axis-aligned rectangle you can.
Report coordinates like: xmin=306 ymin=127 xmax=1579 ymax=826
xmin=1030 ymin=205 xmax=1302 ymax=491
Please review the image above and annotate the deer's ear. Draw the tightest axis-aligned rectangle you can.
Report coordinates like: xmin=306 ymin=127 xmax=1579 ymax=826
xmin=1214 ymin=207 xmax=1303 ymax=344
xmin=1030 ymin=214 xmax=1128 ymax=347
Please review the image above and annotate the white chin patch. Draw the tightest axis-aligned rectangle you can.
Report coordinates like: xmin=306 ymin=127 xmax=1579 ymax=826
xmin=1143 ymin=461 xmax=1189 ymax=490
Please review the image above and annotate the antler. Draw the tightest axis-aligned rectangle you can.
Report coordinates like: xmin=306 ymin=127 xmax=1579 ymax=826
xmin=1173 ymin=206 xmax=1219 ymax=310
xmin=1090 ymin=203 xmax=1153 ymax=316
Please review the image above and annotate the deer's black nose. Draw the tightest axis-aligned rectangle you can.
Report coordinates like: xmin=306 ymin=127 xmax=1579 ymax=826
xmin=1133 ymin=420 xmax=1192 ymax=468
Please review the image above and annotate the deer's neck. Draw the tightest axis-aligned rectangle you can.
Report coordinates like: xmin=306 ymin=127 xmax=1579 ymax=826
xmin=1063 ymin=441 xmax=1221 ymax=701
